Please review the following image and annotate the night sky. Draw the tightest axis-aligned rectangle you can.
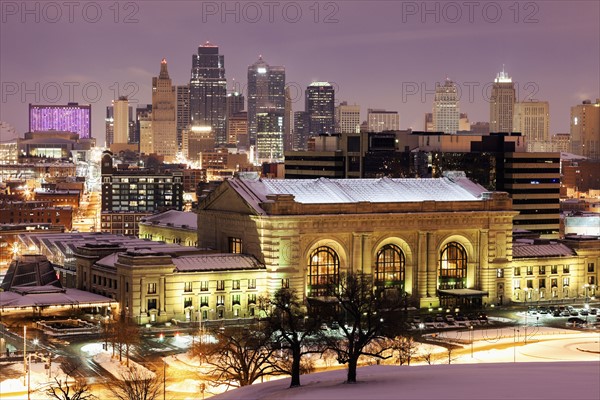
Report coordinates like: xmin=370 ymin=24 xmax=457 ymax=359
xmin=1 ymin=1 xmax=598 ymax=146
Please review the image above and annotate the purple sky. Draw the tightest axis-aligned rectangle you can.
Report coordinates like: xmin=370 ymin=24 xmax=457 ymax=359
xmin=1 ymin=1 xmax=599 ymax=146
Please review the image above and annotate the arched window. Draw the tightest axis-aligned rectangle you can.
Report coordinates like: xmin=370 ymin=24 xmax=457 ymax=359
xmin=439 ymin=242 xmax=467 ymax=290
xmin=307 ymin=246 xmax=340 ymax=297
xmin=374 ymin=244 xmax=405 ymax=291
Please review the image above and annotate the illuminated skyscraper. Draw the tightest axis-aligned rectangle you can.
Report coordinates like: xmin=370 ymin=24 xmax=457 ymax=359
xmin=335 ymin=102 xmax=360 ymax=134
xmin=432 ymin=79 xmax=459 ymax=134
xmin=514 ymin=100 xmax=550 ymax=150
xmin=190 ymin=42 xmax=227 ymax=146
xmin=247 ymin=56 xmax=285 ymax=146
xmin=151 ymin=58 xmax=177 ymax=161
xmin=367 ymin=109 xmax=399 ymax=132
xmin=570 ymin=99 xmax=600 ymax=160
xmin=176 ymin=84 xmax=191 ymax=151
xmin=113 ymin=96 xmax=130 ymax=145
xmin=490 ymin=68 xmax=515 ymax=133
xmin=29 ymin=103 xmax=91 ymax=139
xmin=256 ymin=112 xmax=284 ymax=162
xmin=306 ymin=82 xmax=335 ymax=136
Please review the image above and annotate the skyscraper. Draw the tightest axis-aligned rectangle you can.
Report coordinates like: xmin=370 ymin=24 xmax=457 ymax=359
xmin=247 ymin=56 xmax=286 ymax=146
xmin=335 ymin=102 xmax=360 ymax=134
xmin=113 ymin=96 xmax=130 ymax=145
xmin=513 ymin=100 xmax=550 ymax=150
xmin=293 ymin=111 xmax=309 ymax=150
xmin=570 ymin=99 xmax=600 ymax=160
xmin=490 ymin=68 xmax=515 ymax=133
xmin=176 ymin=84 xmax=191 ymax=152
xmin=306 ymin=82 xmax=335 ymax=137
xmin=29 ymin=103 xmax=92 ymax=139
xmin=367 ymin=109 xmax=399 ymax=132
xmin=256 ymin=112 xmax=284 ymax=162
xmin=151 ymin=58 xmax=177 ymax=161
xmin=432 ymin=79 xmax=459 ymax=134
xmin=105 ymin=106 xmax=114 ymax=147
xmin=190 ymin=42 xmax=227 ymax=146
xmin=284 ymin=87 xmax=293 ymax=152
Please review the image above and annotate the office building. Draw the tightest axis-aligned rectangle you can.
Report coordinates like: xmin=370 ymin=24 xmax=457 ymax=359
xmin=306 ymin=82 xmax=335 ymax=137
xmin=190 ymin=42 xmax=227 ymax=146
xmin=490 ymin=68 xmax=515 ymax=133
xmin=113 ymin=96 xmax=130 ymax=145
xmin=514 ymin=100 xmax=550 ymax=151
xmin=247 ymin=56 xmax=286 ymax=146
xmin=570 ymin=99 xmax=600 ymax=160
xmin=176 ymin=84 xmax=191 ymax=152
xmin=432 ymin=79 xmax=459 ymax=134
xmin=256 ymin=112 xmax=284 ymax=162
xmin=367 ymin=109 xmax=400 ymax=132
xmin=335 ymin=102 xmax=361 ymax=134
xmin=293 ymin=111 xmax=309 ymax=150
xmin=151 ymin=59 xmax=178 ymax=161
xmin=29 ymin=103 xmax=92 ymax=139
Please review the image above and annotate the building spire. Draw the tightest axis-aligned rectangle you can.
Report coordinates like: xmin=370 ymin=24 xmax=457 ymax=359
xmin=159 ymin=58 xmax=169 ymax=79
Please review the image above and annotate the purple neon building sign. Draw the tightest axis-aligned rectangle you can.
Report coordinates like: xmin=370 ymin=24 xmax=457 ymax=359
xmin=29 ymin=103 xmax=92 ymax=139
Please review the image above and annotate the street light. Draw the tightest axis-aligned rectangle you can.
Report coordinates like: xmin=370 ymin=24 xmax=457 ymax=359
xmin=523 ymin=287 xmax=530 ymax=344
xmin=469 ymin=325 xmax=474 ymax=358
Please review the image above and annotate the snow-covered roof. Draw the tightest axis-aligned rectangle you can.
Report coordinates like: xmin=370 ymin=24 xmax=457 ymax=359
xmin=512 ymin=240 xmax=576 ymax=258
xmin=229 ymin=177 xmax=486 ymax=211
xmin=140 ymin=210 xmax=197 ymax=230
xmin=173 ymin=254 xmax=264 ymax=272
xmin=0 ymin=288 xmax=115 ymax=309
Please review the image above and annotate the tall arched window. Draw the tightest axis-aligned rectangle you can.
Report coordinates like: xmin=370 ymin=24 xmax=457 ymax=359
xmin=307 ymin=246 xmax=340 ymax=297
xmin=439 ymin=242 xmax=467 ymax=290
xmin=374 ymin=244 xmax=405 ymax=291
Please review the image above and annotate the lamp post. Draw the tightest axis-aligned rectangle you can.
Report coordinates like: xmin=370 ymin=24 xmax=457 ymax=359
xmin=513 ymin=327 xmax=519 ymax=363
xmin=523 ymin=288 xmax=529 ymax=344
xmin=469 ymin=325 xmax=474 ymax=358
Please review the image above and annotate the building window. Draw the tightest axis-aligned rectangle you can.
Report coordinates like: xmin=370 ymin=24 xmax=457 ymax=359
xmin=526 ymin=266 xmax=533 ymax=276
xmin=232 ymin=280 xmax=240 ymax=290
xmin=588 ymin=263 xmax=595 ymax=273
xmin=526 ymin=280 xmax=533 ymax=289
xmin=248 ymin=279 xmax=256 ymax=289
xmin=248 ymin=294 xmax=257 ymax=305
xmin=184 ymin=297 xmax=193 ymax=308
xmin=307 ymin=246 xmax=339 ymax=297
xmin=282 ymin=278 xmax=290 ymax=288
xmin=551 ymin=265 xmax=558 ymax=274
xmin=232 ymin=294 xmax=241 ymax=306
xmin=540 ymin=290 xmax=545 ymax=299
xmin=200 ymin=281 xmax=209 ymax=291
xmin=514 ymin=267 xmax=521 ymax=276
xmin=147 ymin=298 xmax=157 ymax=310
xmin=217 ymin=295 xmax=225 ymax=306
xmin=497 ymin=269 xmax=504 ymax=278
xmin=563 ymin=265 xmax=570 ymax=274
xmin=126 ymin=282 xmax=129 ymax=292
xmin=218 ymin=309 xmax=224 ymax=319
xmin=562 ymin=277 xmax=570 ymax=287
xmin=200 ymin=296 xmax=209 ymax=307
xmin=148 ymin=283 xmax=157 ymax=294
xmin=539 ymin=278 xmax=546 ymax=289
xmin=374 ymin=244 xmax=405 ymax=291
xmin=229 ymin=237 xmax=242 ymax=254
xmin=217 ymin=280 xmax=225 ymax=291
xmin=551 ymin=278 xmax=558 ymax=288
xmin=589 ymin=276 xmax=596 ymax=285
xmin=513 ymin=279 xmax=521 ymax=289
xmin=184 ymin=282 xmax=193 ymax=293
xmin=539 ymin=266 xmax=546 ymax=275
xmin=439 ymin=242 xmax=467 ymax=290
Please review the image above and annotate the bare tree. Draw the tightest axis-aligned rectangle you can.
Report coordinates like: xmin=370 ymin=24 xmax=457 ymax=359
xmin=115 ymin=310 xmax=140 ymax=367
xmin=422 ymin=351 xmax=434 ymax=365
xmin=322 ymin=272 xmax=403 ymax=383
xmin=190 ymin=325 xmax=278 ymax=387
xmin=394 ymin=336 xmax=418 ymax=366
xmin=44 ymin=360 xmax=96 ymax=400
xmin=106 ymin=364 xmax=162 ymax=400
xmin=264 ymin=288 xmax=324 ymax=388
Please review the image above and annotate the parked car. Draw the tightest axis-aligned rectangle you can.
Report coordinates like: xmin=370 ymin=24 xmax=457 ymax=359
xmin=566 ymin=317 xmax=586 ymax=327
xmin=579 ymin=309 xmax=589 ymax=316
xmin=445 ymin=314 xmax=455 ymax=323
xmin=552 ymin=310 xmax=562 ymax=317
xmin=478 ymin=313 xmax=488 ymax=323
xmin=320 ymin=323 xmax=329 ymax=331
xmin=590 ymin=308 xmax=598 ymax=315
xmin=330 ymin=321 xmax=340 ymax=330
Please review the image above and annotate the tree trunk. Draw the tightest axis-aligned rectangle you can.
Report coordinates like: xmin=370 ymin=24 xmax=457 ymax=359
xmin=347 ymin=357 xmax=358 ymax=383
xmin=289 ymin=348 xmax=301 ymax=387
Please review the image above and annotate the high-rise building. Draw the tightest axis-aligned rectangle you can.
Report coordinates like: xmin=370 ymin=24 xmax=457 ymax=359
xmin=367 ymin=109 xmax=399 ymax=132
xmin=490 ymin=68 xmax=515 ymax=133
xmin=151 ymin=59 xmax=177 ymax=161
xmin=176 ymin=84 xmax=191 ymax=152
xmin=29 ymin=103 xmax=92 ymax=139
xmin=134 ymin=104 xmax=152 ymax=146
xmin=105 ymin=106 xmax=114 ymax=147
xmin=284 ymin=87 xmax=293 ymax=152
xmin=293 ymin=111 xmax=309 ymax=150
xmin=226 ymin=91 xmax=245 ymax=117
xmin=459 ymin=113 xmax=470 ymax=132
xmin=432 ymin=79 xmax=459 ymax=134
xmin=335 ymin=102 xmax=361 ymax=134
xmin=513 ymin=100 xmax=550 ymax=150
xmin=256 ymin=112 xmax=284 ymax=162
xmin=139 ymin=109 xmax=153 ymax=155
xmin=306 ymin=82 xmax=335 ymax=137
xmin=247 ymin=56 xmax=286 ymax=146
xmin=227 ymin=112 xmax=248 ymax=149
xmin=190 ymin=42 xmax=227 ymax=146
xmin=113 ymin=96 xmax=130 ymax=145
xmin=570 ymin=99 xmax=600 ymax=160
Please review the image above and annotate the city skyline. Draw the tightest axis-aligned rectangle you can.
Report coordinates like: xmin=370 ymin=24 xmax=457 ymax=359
xmin=1 ymin=1 xmax=599 ymax=145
